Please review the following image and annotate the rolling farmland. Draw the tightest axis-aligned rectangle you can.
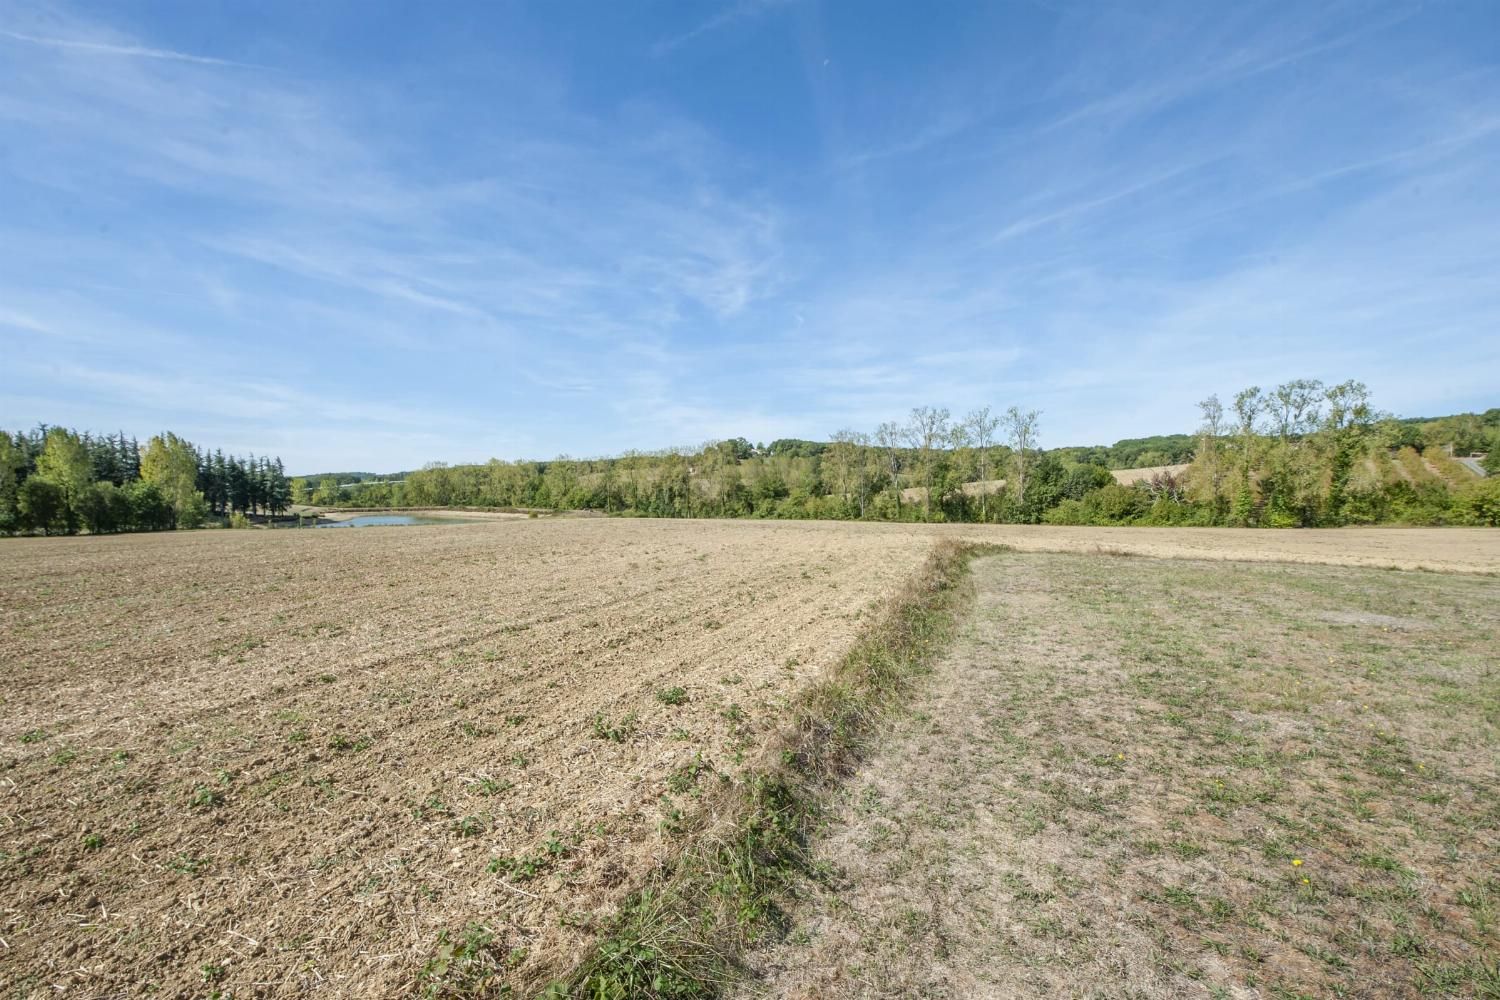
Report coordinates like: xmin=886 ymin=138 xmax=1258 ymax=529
xmin=2 ymin=518 xmax=1498 ymax=996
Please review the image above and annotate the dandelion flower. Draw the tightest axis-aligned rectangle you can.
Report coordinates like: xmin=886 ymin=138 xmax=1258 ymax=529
xmin=1291 ymin=859 xmax=1303 ymax=867
xmin=1301 ymin=877 xmax=1310 ymax=885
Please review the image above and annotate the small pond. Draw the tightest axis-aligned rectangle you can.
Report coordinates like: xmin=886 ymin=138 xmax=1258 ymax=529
xmin=316 ymin=515 xmax=460 ymax=528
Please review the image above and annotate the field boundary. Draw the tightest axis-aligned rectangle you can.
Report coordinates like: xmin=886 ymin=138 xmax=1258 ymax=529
xmin=526 ymin=539 xmax=994 ymax=999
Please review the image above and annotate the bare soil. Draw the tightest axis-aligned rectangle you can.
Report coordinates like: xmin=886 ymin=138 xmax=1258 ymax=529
xmin=0 ymin=519 xmax=934 ymax=997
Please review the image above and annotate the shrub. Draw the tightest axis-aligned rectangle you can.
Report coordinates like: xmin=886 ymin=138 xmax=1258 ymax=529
xmin=177 ymin=491 xmax=209 ymax=530
xmin=1452 ymin=477 xmax=1500 ymax=526
xmin=18 ymin=477 xmax=67 ymax=535
xmin=1042 ymin=498 xmax=1089 ymax=525
xmin=79 ymin=481 xmax=127 ymax=534
xmin=124 ymin=481 xmax=176 ymax=531
xmin=1061 ymin=464 xmax=1113 ymax=501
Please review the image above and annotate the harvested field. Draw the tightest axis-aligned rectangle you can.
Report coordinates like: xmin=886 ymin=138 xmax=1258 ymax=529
xmin=1109 ymin=462 xmax=1192 ymax=485
xmin=0 ymin=519 xmax=937 ymax=996
xmin=2 ymin=520 xmax=1497 ymax=997
xmin=940 ymin=523 xmax=1499 ymax=574
xmin=739 ymin=552 xmax=1500 ymax=999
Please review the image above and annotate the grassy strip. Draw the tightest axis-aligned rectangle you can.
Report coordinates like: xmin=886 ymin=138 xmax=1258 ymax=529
xmin=538 ymin=539 xmax=994 ymax=999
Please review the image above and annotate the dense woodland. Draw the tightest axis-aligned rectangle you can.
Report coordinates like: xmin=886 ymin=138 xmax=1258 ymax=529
xmin=0 ymin=427 xmax=290 ymax=535
xmin=6 ymin=380 xmax=1496 ymax=536
xmin=309 ymin=380 xmax=1499 ymax=527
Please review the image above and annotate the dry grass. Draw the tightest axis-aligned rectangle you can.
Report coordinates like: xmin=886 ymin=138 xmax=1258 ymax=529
xmin=1109 ymin=463 xmax=1193 ymax=485
xmin=740 ymin=552 xmax=1500 ymax=999
xmin=935 ymin=524 xmax=1500 ymax=575
xmin=559 ymin=539 xmax=984 ymax=999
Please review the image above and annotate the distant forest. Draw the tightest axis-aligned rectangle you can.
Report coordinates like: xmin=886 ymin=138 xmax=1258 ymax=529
xmin=6 ymin=380 xmax=1497 ymax=536
xmin=0 ymin=427 xmax=290 ymax=535
xmin=301 ymin=380 xmax=1499 ymax=528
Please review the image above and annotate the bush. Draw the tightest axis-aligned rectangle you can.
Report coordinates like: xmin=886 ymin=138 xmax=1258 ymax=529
xmin=18 ymin=477 xmax=67 ymax=534
xmin=177 ymin=491 xmax=209 ymax=529
xmin=79 ymin=481 xmax=128 ymax=534
xmin=125 ymin=481 xmax=175 ymax=531
xmin=1138 ymin=497 xmax=1209 ymax=526
xmin=1061 ymin=465 xmax=1113 ymax=501
xmin=1453 ymin=477 xmax=1500 ymax=526
xmin=1086 ymin=483 xmax=1148 ymax=524
xmin=1042 ymin=498 xmax=1089 ymax=525
xmin=1039 ymin=484 xmax=1147 ymax=526
xmin=1383 ymin=480 xmax=1453 ymax=525
xmin=229 ymin=512 xmax=252 ymax=529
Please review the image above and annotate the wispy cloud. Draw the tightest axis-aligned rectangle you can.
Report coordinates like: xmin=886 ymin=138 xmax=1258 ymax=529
xmin=650 ymin=0 xmax=795 ymax=57
xmin=0 ymin=28 xmax=261 ymax=68
xmin=3 ymin=1 xmax=1496 ymax=467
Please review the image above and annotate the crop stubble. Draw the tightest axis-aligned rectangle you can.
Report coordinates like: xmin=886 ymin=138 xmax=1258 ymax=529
xmin=1 ymin=519 xmax=936 ymax=996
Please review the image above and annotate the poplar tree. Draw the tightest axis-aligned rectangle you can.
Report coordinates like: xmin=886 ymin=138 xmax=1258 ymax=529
xmin=1002 ymin=407 xmax=1040 ymax=507
xmin=964 ymin=406 xmax=1001 ymax=520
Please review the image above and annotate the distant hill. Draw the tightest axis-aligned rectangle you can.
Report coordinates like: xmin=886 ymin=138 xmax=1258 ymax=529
xmin=291 ymin=471 xmax=382 ymax=483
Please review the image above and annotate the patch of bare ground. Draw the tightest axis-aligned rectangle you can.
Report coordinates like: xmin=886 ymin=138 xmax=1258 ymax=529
xmin=938 ymin=525 xmax=1500 ymax=575
xmin=737 ymin=553 xmax=1500 ymax=999
xmin=0 ymin=519 xmax=937 ymax=996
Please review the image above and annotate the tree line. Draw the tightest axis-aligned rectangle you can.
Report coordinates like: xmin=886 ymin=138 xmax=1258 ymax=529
xmin=7 ymin=383 xmax=1495 ymax=536
xmin=317 ymin=381 xmax=1497 ymax=527
xmin=0 ymin=426 xmax=291 ymax=535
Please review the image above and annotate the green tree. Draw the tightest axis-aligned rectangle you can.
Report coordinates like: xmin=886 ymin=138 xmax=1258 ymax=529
xmin=0 ymin=432 xmax=25 ymax=533
xmin=1320 ymin=380 xmax=1375 ymax=524
xmin=124 ymin=480 xmax=175 ymax=530
xmin=1002 ymin=407 xmax=1040 ymax=508
xmin=1453 ymin=477 xmax=1500 ymax=526
xmin=268 ymin=460 xmax=292 ymax=515
xmin=906 ymin=407 xmax=950 ymax=521
xmin=310 ymin=476 xmax=340 ymax=506
xmin=875 ymin=421 xmax=905 ymax=513
xmin=1191 ymin=394 xmax=1229 ymax=519
xmin=141 ymin=432 xmax=208 ymax=528
xmin=78 ymin=481 xmax=129 ymax=534
xmin=963 ymin=407 xmax=1002 ymax=521
xmin=35 ymin=427 xmax=93 ymax=531
xmin=18 ymin=477 xmax=66 ymax=534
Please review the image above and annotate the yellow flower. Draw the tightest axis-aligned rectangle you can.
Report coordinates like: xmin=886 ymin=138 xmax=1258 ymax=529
xmin=1301 ymin=877 xmax=1310 ymax=885
xmin=1291 ymin=859 xmax=1303 ymax=867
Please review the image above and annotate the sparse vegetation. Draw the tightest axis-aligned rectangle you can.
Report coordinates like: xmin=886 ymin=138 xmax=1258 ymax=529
xmin=741 ymin=552 xmax=1500 ymax=999
xmin=657 ymin=686 xmax=689 ymax=706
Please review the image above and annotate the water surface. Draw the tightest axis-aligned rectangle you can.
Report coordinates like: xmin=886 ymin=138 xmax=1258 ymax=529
xmin=316 ymin=515 xmax=458 ymax=528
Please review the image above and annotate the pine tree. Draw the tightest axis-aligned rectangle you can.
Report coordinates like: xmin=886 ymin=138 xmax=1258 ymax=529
xmin=211 ymin=450 xmax=228 ymax=513
xmin=269 ymin=459 xmax=292 ymax=516
xmin=229 ymin=457 xmax=250 ymax=513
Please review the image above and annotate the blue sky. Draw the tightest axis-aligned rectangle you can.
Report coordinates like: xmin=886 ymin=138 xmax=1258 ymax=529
xmin=2 ymin=0 xmax=1497 ymax=472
